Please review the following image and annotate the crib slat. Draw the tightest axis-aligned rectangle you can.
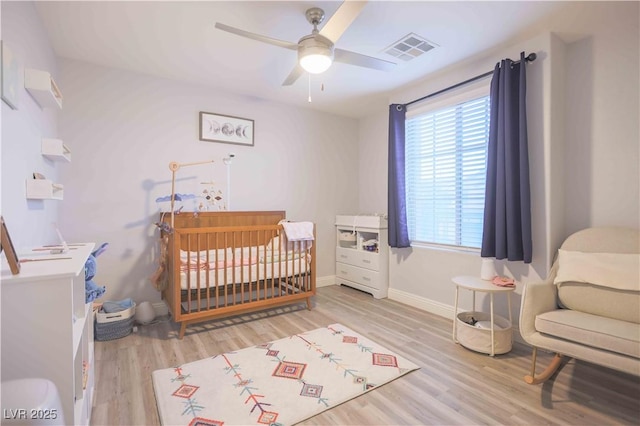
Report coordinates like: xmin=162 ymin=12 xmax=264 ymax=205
xmin=224 ymin=232 xmax=230 ymax=307
xmin=204 ymin=232 xmax=210 ymax=311
xmin=214 ymin=233 xmax=220 ymax=310
xmin=196 ymin=233 xmax=201 ymax=312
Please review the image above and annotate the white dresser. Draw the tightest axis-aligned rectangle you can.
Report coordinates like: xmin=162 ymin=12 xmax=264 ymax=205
xmin=1 ymin=243 xmax=96 ymax=425
xmin=335 ymin=215 xmax=388 ymax=298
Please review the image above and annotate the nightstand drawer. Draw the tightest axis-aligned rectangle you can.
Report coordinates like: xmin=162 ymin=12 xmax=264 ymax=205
xmin=336 ymin=247 xmax=380 ymax=271
xmin=336 ymin=262 xmax=381 ymax=289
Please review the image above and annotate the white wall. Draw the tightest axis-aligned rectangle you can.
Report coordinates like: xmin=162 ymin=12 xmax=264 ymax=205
xmin=357 ymin=1 xmax=640 ymax=326
xmin=1 ymin=1 xmax=60 ymax=250
xmin=56 ymin=59 xmax=359 ymax=304
xmin=561 ymin=2 xmax=640 ymax=234
xmin=358 ymin=111 xmax=388 ymax=215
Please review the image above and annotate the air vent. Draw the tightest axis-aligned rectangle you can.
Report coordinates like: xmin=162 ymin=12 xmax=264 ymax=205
xmin=384 ymin=33 xmax=436 ymax=62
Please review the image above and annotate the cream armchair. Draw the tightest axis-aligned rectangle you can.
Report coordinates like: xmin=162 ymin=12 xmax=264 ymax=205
xmin=519 ymin=227 xmax=640 ymax=384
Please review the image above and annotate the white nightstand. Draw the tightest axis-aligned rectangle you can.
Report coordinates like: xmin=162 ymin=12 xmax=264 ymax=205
xmin=452 ymin=275 xmax=515 ymax=356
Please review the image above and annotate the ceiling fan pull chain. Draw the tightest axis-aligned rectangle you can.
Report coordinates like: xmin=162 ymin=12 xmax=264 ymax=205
xmin=308 ymin=73 xmax=312 ymax=103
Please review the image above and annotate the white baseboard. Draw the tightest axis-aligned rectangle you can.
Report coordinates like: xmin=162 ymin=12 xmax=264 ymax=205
xmin=153 ymin=301 xmax=169 ymax=317
xmin=388 ymin=288 xmax=455 ymax=320
xmin=316 ymin=275 xmax=335 ymax=288
xmin=387 ymin=287 xmax=524 ymax=344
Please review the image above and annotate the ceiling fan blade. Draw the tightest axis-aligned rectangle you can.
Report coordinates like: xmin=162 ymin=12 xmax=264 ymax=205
xmin=334 ymin=48 xmax=396 ymax=71
xmin=282 ymin=64 xmax=305 ymax=86
xmin=319 ymin=1 xmax=367 ymax=43
xmin=215 ymin=22 xmax=297 ymax=51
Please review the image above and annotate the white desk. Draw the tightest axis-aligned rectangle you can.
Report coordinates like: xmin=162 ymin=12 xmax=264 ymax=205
xmin=452 ymin=275 xmax=515 ymax=356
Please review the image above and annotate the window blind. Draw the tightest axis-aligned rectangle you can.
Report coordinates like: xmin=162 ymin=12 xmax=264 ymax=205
xmin=405 ymin=95 xmax=490 ymax=248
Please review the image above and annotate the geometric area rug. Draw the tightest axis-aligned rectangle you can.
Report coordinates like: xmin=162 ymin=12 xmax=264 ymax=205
xmin=152 ymin=323 xmax=420 ymax=425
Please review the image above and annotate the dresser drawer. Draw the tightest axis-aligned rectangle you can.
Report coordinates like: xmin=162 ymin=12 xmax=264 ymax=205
xmin=336 ymin=262 xmax=381 ymax=289
xmin=336 ymin=247 xmax=380 ymax=271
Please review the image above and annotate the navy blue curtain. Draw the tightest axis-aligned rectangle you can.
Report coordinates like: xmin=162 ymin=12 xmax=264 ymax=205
xmin=388 ymin=104 xmax=410 ymax=248
xmin=481 ymin=52 xmax=532 ymax=263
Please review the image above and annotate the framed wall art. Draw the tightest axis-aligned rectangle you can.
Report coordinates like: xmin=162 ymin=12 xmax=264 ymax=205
xmin=199 ymin=111 xmax=254 ymax=146
xmin=1 ymin=41 xmax=21 ymax=110
xmin=0 ymin=216 xmax=20 ymax=274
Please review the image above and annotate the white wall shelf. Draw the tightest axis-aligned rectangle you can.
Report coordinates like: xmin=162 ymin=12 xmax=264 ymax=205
xmin=335 ymin=215 xmax=389 ymax=299
xmin=1 ymin=243 xmax=96 ymax=426
xmin=26 ymin=179 xmax=64 ymax=200
xmin=24 ymin=68 xmax=63 ymax=109
xmin=42 ymin=138 xmax=71 ymax=162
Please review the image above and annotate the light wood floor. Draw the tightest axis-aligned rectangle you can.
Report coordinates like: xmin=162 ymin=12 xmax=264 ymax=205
xmin=91 ymin=285 xmax=640 ymax=425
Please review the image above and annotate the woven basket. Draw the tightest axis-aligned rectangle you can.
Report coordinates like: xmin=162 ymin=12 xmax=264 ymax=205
xmin=95 ymin=316 xmax=135 ymax=341
xmin=94 ymin=303 xmax=136 ymax=341
xmin=456 ymin=311 xmax=512 ymax=355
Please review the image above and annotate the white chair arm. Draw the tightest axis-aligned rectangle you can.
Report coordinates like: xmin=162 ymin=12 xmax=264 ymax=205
xmin=519 ymin=275 xmax=558 ymax=343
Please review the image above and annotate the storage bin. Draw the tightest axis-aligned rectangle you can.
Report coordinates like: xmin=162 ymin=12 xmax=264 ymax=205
xmin=94 ymin=302 xmax=136 ymax=341
xmin=339 ymin=231 xmax=356 ymax=242
xmin=456 ymin=311 xmax=512 ymax=355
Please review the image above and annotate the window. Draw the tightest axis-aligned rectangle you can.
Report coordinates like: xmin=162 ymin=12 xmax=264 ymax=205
xmin=405 ymin=85 xmax=490 ymax=249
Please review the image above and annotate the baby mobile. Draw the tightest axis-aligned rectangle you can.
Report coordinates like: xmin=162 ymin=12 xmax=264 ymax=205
xmin=154 ymin=154 xmax=235 ymax=221
xmin=151 ymin=154 xmax=234 ymax=291
xmin=199 ymin=153 xmax=234 ymax=212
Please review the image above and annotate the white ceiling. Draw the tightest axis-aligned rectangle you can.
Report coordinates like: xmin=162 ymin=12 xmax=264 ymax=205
xmin=34 ymin=1 xmax=574 ymax=118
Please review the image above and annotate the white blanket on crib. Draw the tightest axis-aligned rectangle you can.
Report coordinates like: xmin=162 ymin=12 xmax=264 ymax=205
xmin=282 ymin=221 xmax=314 ymax=241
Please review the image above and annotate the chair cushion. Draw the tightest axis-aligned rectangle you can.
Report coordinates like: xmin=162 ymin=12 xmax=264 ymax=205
xmin=554 ymin=250 xmax=640 ymax=291
xmin=554 ymin=249 xmax=640 ymax=323
xmin=535 ymin=309 xmax=640 ymax=358
xmin=558 ymin=281 xmax=640 ymax=324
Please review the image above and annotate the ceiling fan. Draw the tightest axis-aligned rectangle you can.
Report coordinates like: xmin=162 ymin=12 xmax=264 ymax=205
xmin=214 ymin=1 xmax=396 ymax=86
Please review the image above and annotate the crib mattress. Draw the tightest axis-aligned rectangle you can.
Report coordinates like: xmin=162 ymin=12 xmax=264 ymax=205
xmin=179 ymin=258 xmax=310 ymax=290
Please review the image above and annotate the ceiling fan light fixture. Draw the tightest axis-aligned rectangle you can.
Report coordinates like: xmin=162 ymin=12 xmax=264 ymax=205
xmin=300 ymin=51 xmax=332 ymax=74
xmin=298 ymin=35 xmax=334 ymax=74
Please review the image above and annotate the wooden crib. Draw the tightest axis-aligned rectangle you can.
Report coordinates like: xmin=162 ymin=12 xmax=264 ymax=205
xmin=157 ymin=211 xmax=316 ymax=338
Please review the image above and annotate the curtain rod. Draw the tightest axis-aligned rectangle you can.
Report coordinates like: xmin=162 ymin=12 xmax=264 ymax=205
xmin=403 ymin=52 xmax=537 ymax=109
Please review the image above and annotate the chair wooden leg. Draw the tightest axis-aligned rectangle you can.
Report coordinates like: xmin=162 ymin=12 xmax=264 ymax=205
xmin=524 ymin=347 xmax=563 ymax=384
